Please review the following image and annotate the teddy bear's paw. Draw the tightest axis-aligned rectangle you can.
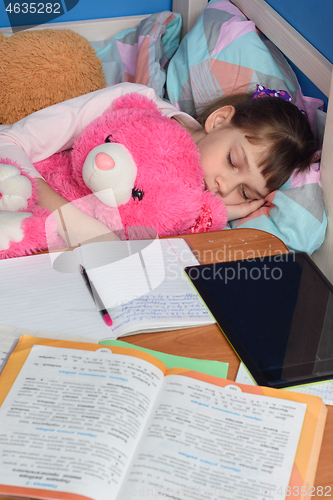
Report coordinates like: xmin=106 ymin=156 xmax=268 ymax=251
xmin=0 ymin=211 xmax=32 ymax=250
xmin=0 ymin=164 xmax=32 ymax=211
xmin=82 ymin=143 xmax=137 ymax=206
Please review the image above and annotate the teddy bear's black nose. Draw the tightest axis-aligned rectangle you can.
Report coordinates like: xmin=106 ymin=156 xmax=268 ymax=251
xmin=132 ymin=188 xmax=144 ymax=201
xmin=105 ymin=135 xmax=112 ymax=143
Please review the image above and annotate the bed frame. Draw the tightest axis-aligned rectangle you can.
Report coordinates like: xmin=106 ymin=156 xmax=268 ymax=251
xmin=230 ymin=0 xmax=333 ymax=285
xmin=1 ymin=0 xmax=332 ymax=282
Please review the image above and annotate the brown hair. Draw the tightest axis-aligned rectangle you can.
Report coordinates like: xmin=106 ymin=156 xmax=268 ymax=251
xmin=195 ymin=93 xmax=318 ymax=191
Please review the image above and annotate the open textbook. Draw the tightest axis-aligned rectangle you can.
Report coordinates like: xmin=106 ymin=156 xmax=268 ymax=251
xmin=0 ymin=336 xmax=327 ymax=500
xmin=0 ymin=238 xmax=214 ymax=339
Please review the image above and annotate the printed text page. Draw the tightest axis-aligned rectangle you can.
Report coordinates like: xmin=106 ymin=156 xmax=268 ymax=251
xmin=0 ymin=346 xmax=165 ymax=500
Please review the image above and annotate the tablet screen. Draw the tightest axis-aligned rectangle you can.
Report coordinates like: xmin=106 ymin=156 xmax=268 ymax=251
xmin=185 ymin=252 xmax=333 ymax=388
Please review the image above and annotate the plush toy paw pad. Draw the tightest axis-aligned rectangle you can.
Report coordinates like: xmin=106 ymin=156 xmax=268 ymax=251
xmin=0 ymin=164 xmax=32 ymax=211
xmin=0 ymin=211 xmax=32 ymax=250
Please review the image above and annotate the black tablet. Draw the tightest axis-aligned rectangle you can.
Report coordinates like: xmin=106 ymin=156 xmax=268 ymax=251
xmin=185 ymin=252 xmax=333 ymax=389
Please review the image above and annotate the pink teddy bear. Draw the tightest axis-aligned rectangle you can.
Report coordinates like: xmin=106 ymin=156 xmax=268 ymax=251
xmin=0 ymin=93 xmax=228 ymax=258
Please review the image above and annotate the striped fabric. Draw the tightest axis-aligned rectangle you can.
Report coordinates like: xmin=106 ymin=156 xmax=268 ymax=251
xmin=90 ymin=11 xmax=182 ymax=98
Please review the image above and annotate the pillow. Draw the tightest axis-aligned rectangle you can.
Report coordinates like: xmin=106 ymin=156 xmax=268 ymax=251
xmin=259 ymin=34 xmax=325 ymax=136
xmin=90 ymin=11 xmax=181 ymax=98
xmin=166 ymin=0 xmax=300 ymax=114
xmin=166 ymin=0 xmax=326 ymax=253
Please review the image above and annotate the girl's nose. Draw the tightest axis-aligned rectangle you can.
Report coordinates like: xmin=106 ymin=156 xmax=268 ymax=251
xmin=215 ymin=175 xmax=237 ymax=198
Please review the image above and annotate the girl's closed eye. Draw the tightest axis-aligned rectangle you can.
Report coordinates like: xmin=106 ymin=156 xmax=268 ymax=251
xmin=227 ymin=153 xmax=236 ymax=169
xmin=241 ymin=185 xmax=250 ymax=201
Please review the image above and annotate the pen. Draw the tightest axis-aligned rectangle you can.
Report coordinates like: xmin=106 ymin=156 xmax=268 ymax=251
xmin=79 ymin=265 xmax=113 ymax=327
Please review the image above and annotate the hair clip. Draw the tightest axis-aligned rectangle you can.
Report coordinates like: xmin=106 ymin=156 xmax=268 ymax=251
xmin=251 ymin=84 xmax=293 ymax=102
xmin=251 ymin=84 xmax=306 ymax=115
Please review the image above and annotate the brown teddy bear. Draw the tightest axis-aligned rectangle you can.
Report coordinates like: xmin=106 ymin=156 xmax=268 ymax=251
xmin=0 ymin=29 xmax=106 ymax=124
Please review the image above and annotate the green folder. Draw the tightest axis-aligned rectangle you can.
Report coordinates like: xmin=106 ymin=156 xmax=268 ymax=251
xmin=99 ymin=339 xmax=228 ymax=378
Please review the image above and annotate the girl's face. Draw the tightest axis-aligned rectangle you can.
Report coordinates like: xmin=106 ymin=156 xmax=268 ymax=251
xmin=195 ymin=106 xmax=270 ymax=206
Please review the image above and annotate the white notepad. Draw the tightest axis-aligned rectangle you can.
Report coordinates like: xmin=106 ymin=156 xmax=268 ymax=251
xmin=0 ymin=238 xmax=214 ymax=340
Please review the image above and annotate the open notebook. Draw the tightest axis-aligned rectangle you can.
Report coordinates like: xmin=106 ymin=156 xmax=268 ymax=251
xmin=0 ymin=238 xmax=214 ymax=339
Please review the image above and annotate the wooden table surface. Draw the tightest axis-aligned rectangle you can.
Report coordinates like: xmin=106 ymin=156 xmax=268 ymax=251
xmin=122 ymin=228 xmax=333 ymax=495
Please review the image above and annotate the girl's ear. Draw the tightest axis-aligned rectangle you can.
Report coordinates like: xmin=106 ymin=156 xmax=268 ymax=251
xmin=205 ymin=105 xmax=235 ymax=132
xmin=311 ymin=151 xmax=321 ymax=163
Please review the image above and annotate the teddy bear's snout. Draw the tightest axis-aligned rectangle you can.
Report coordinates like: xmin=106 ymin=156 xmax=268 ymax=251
xmin=82 ymin=143 xmax=138 ymax=207
xmin=95 ymin=152 xmax=115 ymax=171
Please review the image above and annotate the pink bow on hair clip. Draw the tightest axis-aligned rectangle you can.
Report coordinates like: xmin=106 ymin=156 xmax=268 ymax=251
xmin=251 ymin=84 xmax=306 ymax=115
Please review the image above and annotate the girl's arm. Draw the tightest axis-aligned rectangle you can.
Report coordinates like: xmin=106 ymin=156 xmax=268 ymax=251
xmin=37 ymin=180 xmax=119 ymax=247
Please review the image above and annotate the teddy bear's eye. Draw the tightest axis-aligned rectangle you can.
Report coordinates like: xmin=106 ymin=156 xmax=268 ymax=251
xmin=105 ymin=135 xmax=112 ymax=143
xmin=132 ymin=188 xmax=144 ymax=201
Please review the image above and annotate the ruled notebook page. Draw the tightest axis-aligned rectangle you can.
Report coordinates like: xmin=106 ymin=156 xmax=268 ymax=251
xmin=84 ymin=238 xmax=215 ymax=337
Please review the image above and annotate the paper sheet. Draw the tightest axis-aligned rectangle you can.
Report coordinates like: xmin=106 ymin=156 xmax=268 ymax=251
xmin=0 ymin=344 xmax=165 ymax=500
xmin=0 ymin=252 xmax=102 ymax=336
xmin=100 ymin=340 xmax=228 ymax=379
xmin=236 ymin=361 xmax=333 ymax=406
xmin=0 ymin=239 xmax=212 ymax=339
xmin=0 ymin=324 xmax=98 ymax=374
xmin=119 ymin=375 xmax=307 ymax=500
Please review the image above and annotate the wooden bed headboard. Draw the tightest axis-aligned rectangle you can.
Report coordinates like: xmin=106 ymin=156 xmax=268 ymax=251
xmin=1 ymin=0 xmax=332 ymax=282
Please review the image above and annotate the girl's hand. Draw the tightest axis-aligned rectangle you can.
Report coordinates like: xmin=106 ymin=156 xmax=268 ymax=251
xmin=226 ymin=198 xmax=265 ymax=222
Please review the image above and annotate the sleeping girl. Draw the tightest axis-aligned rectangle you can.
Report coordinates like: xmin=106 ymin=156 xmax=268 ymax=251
xmin=0 ymin=82 xmax=317 ymax=247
